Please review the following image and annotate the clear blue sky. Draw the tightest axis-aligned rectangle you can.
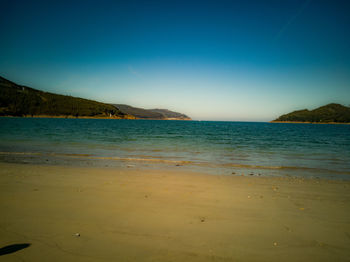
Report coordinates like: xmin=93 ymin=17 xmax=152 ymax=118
xmin=1 ymin=0 xmax=349 ymax=121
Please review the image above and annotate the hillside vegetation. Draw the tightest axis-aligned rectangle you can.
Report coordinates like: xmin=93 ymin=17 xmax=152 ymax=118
xmin=0 ymin=76 xmax=191 ymax=120
xmin=273 ymin=103 xmax=350 ymax=123
xmin=148 ymin=108 xmax=190 ymax=120
xmin=114 ymin=104 xmax=191 ymax=120
xmin=114 ymin=104 xmax=164 ymax=119
xmin=0 ymin=76 xmax=126 ymax=118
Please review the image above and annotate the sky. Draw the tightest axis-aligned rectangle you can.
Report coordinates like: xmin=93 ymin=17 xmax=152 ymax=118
xmin=1 ymin=0 xmax=349 ymax=121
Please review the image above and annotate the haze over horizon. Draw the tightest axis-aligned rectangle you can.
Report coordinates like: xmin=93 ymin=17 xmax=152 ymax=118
xmin=1 ymin=0 xmax=349 ymax=121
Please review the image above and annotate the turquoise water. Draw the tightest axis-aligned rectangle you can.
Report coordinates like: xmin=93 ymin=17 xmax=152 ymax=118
xmin=0 ymin=118 xmax=349 ymax=179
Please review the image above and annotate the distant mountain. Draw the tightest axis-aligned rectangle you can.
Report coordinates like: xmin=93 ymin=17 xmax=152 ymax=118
xmin=114 ymin=104 xmax=164 ymax=119
xmin=272 ymin=103 xmax=350 ymax=123
xmin=149 ymin=108 xmax=191 ymax=120
xmin=0 ymin=76 xmax=129 ymax=118
xmin=114 ymin=104 xmax=191 ymax=120
xmin=0 ymin=76 xmax=191 ymax=120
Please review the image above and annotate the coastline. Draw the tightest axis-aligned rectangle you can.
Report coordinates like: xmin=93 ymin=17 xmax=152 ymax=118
xmin=270 ymin=121 xmax=350 ymax=125
xmin=0 ymin=115 xmax=136 ymax=120
xmin=1 ymin=162 xmax=349 ymax=261
xmin=1 ymin=150 xmax=350 ymax=179
xmin=0 ymin=115 xmax=191 ymax=120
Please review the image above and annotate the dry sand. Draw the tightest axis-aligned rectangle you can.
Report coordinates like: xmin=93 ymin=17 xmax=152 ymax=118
xmin=0 ymin=162 xmax=349 ymax=261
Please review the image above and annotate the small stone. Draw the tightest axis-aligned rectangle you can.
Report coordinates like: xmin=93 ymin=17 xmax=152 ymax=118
xmin=247 ymin=195 xmax=251 ymax=199
xmin=200 ymin=217 xmax=205 ymax=222
xmin=75 ymin=233 xmax=80 ymax=237
xmin=284 ymin=226 xmax=292 ymax=232
xmin=273 ymin=242 xmax=278 ymax=246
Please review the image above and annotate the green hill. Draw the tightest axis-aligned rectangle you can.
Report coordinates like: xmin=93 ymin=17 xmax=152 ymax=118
xmin=114 ymin=104 xmax=191 ymax=120
xmin=148 ymin=108 xmax=191 ymax=120
xmin=273 ymin=103 xmax=350 ymax=123
xmin=0 ymin=76 xmax=127 ymax=118
xmin=114 ymin=104 xmax=164 ymax=119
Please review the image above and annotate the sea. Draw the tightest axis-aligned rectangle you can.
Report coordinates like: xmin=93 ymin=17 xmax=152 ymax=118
xmin=0 ymin=118 xmax=349 ymax=179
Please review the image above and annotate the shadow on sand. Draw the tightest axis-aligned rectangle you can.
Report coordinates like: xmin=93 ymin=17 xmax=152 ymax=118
xmin=0 ymin=243 xmax=31 ymax=256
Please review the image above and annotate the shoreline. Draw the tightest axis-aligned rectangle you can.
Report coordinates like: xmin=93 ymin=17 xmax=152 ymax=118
xmin=1 ymin=162 xmax=350 ymax=261
xmin=0 ymin=115 xmax=192 ymax=120
xmin=1 ymin=151 xmax=349 ymax=180
xmin=1 ymin=116 xmax=349 ymax=123
xmin=270 ymin=121 xmax=350 ymax=125
xmin=0 ymin=115 xmax=135 ymax=120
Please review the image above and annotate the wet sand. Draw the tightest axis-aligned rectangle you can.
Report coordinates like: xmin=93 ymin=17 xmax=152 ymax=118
xmin=0 ymin=163 xmax=349 ymax=261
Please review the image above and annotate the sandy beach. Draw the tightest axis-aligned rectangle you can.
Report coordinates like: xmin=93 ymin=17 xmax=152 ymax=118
xmin=0 ymin=162 xmax=350 ymax=261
